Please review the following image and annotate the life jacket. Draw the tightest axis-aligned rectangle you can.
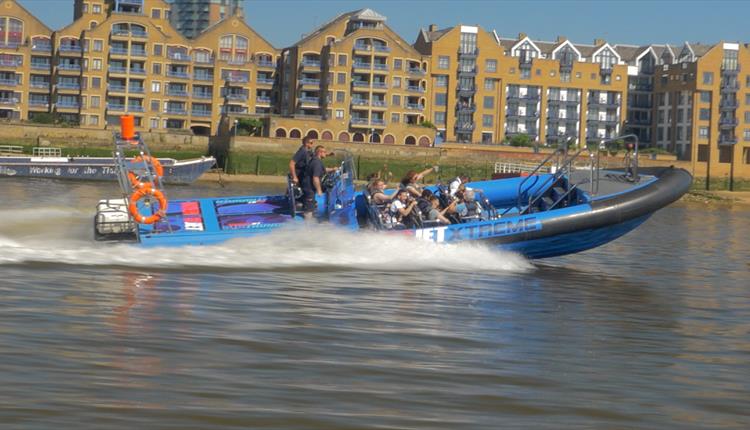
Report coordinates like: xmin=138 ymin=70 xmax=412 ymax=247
xmin=416 ymin=197 xmax=432 ymax=218
xmin=464 ymin=200 xmax=481 ymax=217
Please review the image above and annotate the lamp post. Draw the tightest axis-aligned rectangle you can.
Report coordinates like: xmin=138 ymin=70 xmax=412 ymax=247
xmin=370 ymin=128 xmax=374 ymax=143
xmin=233 ymin=119 xmax=238 ymax=139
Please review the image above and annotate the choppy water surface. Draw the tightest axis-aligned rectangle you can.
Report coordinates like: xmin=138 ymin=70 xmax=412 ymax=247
xmin=1 ymin=178 xmax=749 ymax=429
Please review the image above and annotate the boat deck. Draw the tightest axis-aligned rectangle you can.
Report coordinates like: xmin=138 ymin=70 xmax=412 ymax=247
xmin=569 ymin=168 xmax=656 ymax=197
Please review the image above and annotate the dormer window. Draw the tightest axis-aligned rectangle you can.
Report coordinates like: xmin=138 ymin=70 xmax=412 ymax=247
xmin=594 ymin=48 xmax=617 ymax=70
xmin=554 ymin=44 xmax=578 ymax=70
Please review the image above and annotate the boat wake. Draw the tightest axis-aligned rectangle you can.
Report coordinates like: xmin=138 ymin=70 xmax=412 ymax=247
xmin=0 ymin=207 xmax=532 ymax=273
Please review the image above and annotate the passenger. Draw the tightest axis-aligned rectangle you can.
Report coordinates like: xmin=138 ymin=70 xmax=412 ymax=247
xmin=400 ymin=166 xmax=438 ymax=198
xmin=429 ymin=196 xmax=455 ymax=224
xmin=448 ymin=174 xmax=470 ymax=198
xmin=368 ymin=178 xmax=398 ymax=205
xmin=389 ymin=189 xmax=419 ymax=227
xmin=416 ymin=189 xmax=435 ymax=219
xmin=288 ymin=135 xmax=314 ymax=186
xmin=302 ymin=145 xmax=337 ymax=219
xmin=456 ymin=189 xmax=483 ymax=220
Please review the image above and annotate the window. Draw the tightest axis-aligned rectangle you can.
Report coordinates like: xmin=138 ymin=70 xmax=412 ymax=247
xmin=150 ymin=100 xmax=159 ymax=111
xmin=435 ymin=93 xmax=447 ymax=106
xmin=484 ymin=78 xmax=494 ymax=90
xmin=150 ymin=118 xmax=159 ymax=129
xmin=335 ymin=109 xmax=344 ymax=119
xmin=744 ymin=129 xmax=750 ymax=141
xmin=91 ymin=77 xmax=100 ymax=89
xmin=337 ymin=73 xmax=346 ymax=85
xmin=80 ymin=96 xmax=87 ymax=108
xmin=326 ymin=91 xmax=333 ymax=103
xmin=575 ymin=72 xmax=581 ymax=79
xmin=434 ymin=112 xmax=446 ymax=125
xmin=92 ymin=59 xmax=101 ymax=70
xmin=327 ymin=72 xmax=334 ymax=83
xmin=82 ymin=3 xmax=88 ymax=12
xmin=521 ymin=69 xmax=531 ymax=79
xmin=151 ymin=82 xmax=161 ymax=93
xmin=699 ymin=126 xmax=709 ymax=138
xmin=91 ymin=96 xmax=100 ymax=108
xmin=746 ymin=93 xmax=750 ymax=105
xmin=93 ymin=40 xmax=103 ymax=52
xmin=485 ymin=59 xmax=497 ymax=73
xmin=154 ymin=44 xmax=163 ymax=56
xmin=391 ymin=113 xmax=400 ymax=123
xmin=392 ymin=95 xmax=400 ymax=106
xmin=719 ymin=146 xmax=732 ymax=163
xmin=92 ymin=3 xmax=101 ymax=13
xmin=338 ymin=54 xmax=347 ymax=66
xmin=701 ymin=91 xmax=711 ymax=103
xmin=697 ymin=144 xmax=709 ymax=162
xmin=90 ymin=115 xmax=99 ymax=126
xmin=745 ymin=111 xmax=750 ymax=123
xmin=699 ymin=108 xmax=710 ymax=120
xmin=703 ymin=72 xmax=713 ymax=85
xmin=536 ymin=69 xmax=541 ymax=76
xmin=152 ymin=63 xmax=161 ymax=75
xmin=438 ymin=56 xmax=449 ymax=70
xmin=393 ymin=77 xmax=401 ymax=88
xmin=328 ymin=54 xmax=335 ymax=66
xmin=560 ymin=72 xmax=571 ymax=83
xmin=482 ymin=114 xmax=493 ymax=127
xmin=483 ymin=96 xmax=494 ymax=109
xmin=436 ymin=75 xmax=448 ymax=87
xmin=151 ymin=8 xmax=161 ymax=19
xmin=394 ymin=59 xmax=402 ymax=70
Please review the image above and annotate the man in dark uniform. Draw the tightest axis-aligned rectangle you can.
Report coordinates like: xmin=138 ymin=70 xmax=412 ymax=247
xmin=288 ymin=135 xmax=314 ymax=186
xmin=302 ymin=145 xmax=337 ymax=219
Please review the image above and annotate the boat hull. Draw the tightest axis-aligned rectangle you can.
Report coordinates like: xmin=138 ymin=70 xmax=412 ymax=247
xmin=0 ymin=156 xmax=215 ymax=184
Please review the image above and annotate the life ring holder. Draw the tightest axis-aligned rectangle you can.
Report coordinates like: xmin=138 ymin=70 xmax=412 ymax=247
xmin=128 ymin=186 xmax=167 ymax=224
xmin=127 ymin=155 xmax=164 ymax=188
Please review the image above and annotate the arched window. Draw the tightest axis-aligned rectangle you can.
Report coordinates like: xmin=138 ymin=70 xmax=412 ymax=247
xmin=405 ymin=136 xmax=416 ymax=145
xmin=306 ymin=130 xmax=319 ymax=139
xmin=338 ymin=132 xmax=350 ymax=142
xmin=0 ymin=17 xmax=24 ymax=46
xmin=31 ymin=36 xmax=51 ymax=51
xmin=219 ymin=34 xmax=248 ymax=63
xmin=193 ymin=48 xmax=213 ymax=64
xmin=353 ymin=133 xmax=365 ymax=142
xmin=370 ymin=133 xmax=381 ymax=143
xmin=321 ymin=130 xmax=333 ymax=140
xmin=418 ymin=136 xmax=431 ymax=147
xmin=275 ymin=128 xmax=287 ymax=138
xmin=383 ymin=134 xmax=395 ymax=144
xmin=289 ymin=129 xmax=301 ymax=138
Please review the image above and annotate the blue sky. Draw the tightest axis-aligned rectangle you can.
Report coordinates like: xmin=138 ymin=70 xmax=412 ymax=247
xmin=17 ymin=0 xmax=750 ymax=48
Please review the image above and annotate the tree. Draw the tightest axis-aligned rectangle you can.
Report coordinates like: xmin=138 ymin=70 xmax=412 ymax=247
xmin=509 ymin=133 xmax=532 ymax=147
xmin=236 ymin=118 xmax=264 ymax=136
xmin=419 ymin=120 xmax=436 ymax=129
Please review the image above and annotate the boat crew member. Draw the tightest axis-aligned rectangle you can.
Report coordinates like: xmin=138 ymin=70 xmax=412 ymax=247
xmin=449 ymin=174 xmax=470 ymax=198
xmin=303 ymin=145 xmax=337 ymax=219
xmin=289 ymin=135 xmax=314 ymax=186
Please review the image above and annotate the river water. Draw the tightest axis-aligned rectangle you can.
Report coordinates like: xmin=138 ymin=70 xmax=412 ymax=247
xmin=0 ymin=178 xmax=748 ymax=429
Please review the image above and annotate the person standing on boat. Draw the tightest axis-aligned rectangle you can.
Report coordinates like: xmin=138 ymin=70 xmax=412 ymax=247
xmin=289 ymin=135 xmax=314 ymax=186
xmin=303 ymin=145 xmax=337 ymax=219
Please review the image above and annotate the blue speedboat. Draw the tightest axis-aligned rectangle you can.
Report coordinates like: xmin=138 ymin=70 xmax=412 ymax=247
xmin=94 ymin=128 xmax=691 ymax=259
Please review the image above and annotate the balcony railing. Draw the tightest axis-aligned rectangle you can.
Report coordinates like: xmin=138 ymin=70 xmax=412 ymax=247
xmin=167 ymin=88 xmax=190 ymax=97
xmin=131 ymin=49 xmax=148 ymax=57
xmin=29 ymin=99 xmax=49 ymax=106
xmin=168 ymin=53 xmax=191 ymax=62
xmin=408 ymin=67 xmax=426 ymax=76
xmin=111 ymin=29 xmax=147 ymax=38
xmin=109 ymin=47 xmax=129 ymax=55
xmin=56 ymin=82 xmax=81 ymax=90
xmin=225 ymin=92 xmax=248 ymax=101
xmin=221 ymin=106 xmax=249 ymax=114
xmin=0 ymin=59 xmax=22 ymax=67
xmin=371 ymin=100 xmax=387 ymax=108
xmin=299 ymin=96 xmax=320 ymax=104
xmin=456 ymin=103 xmax=476 ymax=112
xmin=128 ymin=86 xmax=145 ymax=94
xmin=193 ymin=91 xmax=212 ymax=99
xmin=31 ymin=62 xmax=50 ymax=70
xmin=130 ymin=68 xmax=147 ymax=75
xmin=0 ymin=78 xmax=18 ymax=86
xmin=256 ymin=96 xmax=272 ymax=104
xmin=456 ymin=122 xmax=476 ymax=131
xmin=353 ymin=62 xmax=372 ymax=70
xmin=193 ymin=57 xmax=215 ymax=65
xmin=194 ymin=73 xmax=214 ymax=81
xmin=107 ymin=103 xmax=126 ymax=111
xmin=32 ymin=44 xmax=52 ymax=52
xmin=127 ymin=105 xmax=144 ymax=112
xmin=58 ymin=45 xmax=82 ymax=53
xmin=0 ymin=97 xmax=19 ymax=105
xmin=351 ymin=118 xmax=369 ymax=125
xmin=406 ymin=103 xmax=424 ymax=110
xmin=223 ymin=75 xmax=248 ymax=83
xmin=719 ymin=117 xmax=738 ymax=127
xmin=299 ymin=78 xmax=321 ymax=86
xmin=719 ymin=136 xmax=737 ymax=145
xmin=406 ymin=86 xmax=425 ymax=93
xmin=354 ymin=44 xmax=372 ymax=52
xmin=373 ymin=45 xmax=391 ymax=53
xmin=191 ymin=109 xmax=211 ymax=117
xmin=58 ymin=63 xmax=81 ymax=71
xmin=301 ymin=59 xmax=321 ymax=68
xmin=108 ymin=84 xmax=126 ymax=92
xmin=166 ymin=70 xmax=189 ymax=78
xmin=56 ymin=101 xmax=80 ymax=108
xmin=720 ymin=99 xmax=739 ymax=109
xmin=30 ymin=81 xmax=50 ymax=89
xmin=373 ymin=63 xmax=389 ymax=71
xmin=109 ymin=66 xmax=128 ymax=74
xmin=372 ymin=82 xmax=388 ymax=89
xmin=255 ymin=59 xmax=275 ymax=68
xmin=256 ymin=78 xmax=274 ymax=85
xmin=588 ymin=98 xmax=620 ymax=106
xmin=352 ymin=80 xmax=370 ymax=87
xmin=165 ymin=107 xmax=188 ymax=115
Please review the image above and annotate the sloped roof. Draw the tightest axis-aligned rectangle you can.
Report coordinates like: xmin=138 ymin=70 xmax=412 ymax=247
xmin=353 ymin=8 xmax=386 ymax=21
xmin=690 ymin=43 xmax=714 ymax=57
xmin=291 ymin=8 xmax=388 ymax=48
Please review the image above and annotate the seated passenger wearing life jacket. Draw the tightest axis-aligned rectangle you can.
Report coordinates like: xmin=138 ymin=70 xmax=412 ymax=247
xmin=367 ymin=178 xmax=398 ymax=206
xmin=416 ymin=189 xmax=455 ymax=225
xmin=456 ymin=189 xmax=483 ymax=221
xmin=390 ymin=189 xmax=419 ymax=228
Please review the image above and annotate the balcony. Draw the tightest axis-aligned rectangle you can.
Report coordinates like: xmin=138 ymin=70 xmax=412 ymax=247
xmin=193 ymin=91 xmax=212 ymax=99
xmin=588 ymin=97 xmax=620 ymax=107
xmin=354 ymin=44 xmax=372 ymax=53
xmin=56 ymin=101 xmax=80 ymax=109
xmin=167 ymin=88 xmax=190 ymax=97
xmin=350 ymin=117 xmax=369 ymax=126
xmin=107 ymin=103 xmax=126 ymax=111
xmin=719 ymin=117 xmax=738 ymax=128
xmin=720 ymin=81 xmax=740 ymax=92
xmin=351 ymin=98 xmax=369 ymax=106
xmin=32 ymin=44 xmax=52 ymax=53
xmin=373 ymin=45 xmax=391 ymax=53
xmin=0 ymin=78 xmax=18 ymax=87
xmin=31 ymin=61 xmax=50 ymax=70
xmin=373 ymin=63 xmax=389 ymax=72
xmin=506 ymin=111 xmax=540 ymax=119
xmin=352 ymin=80 xmax=370 ymax=88
xmin=458 ymin=47 xmax=479 ymax=58
xmin=108 ymin=84 xmax=126 ymax=92
xmin=406 ymin=103 xmax=424 ymax=111
xmin=353 ymin=62 xmax=372 ymax=70
xmin=371 ymin=100 xmax=388 ymax=108
xmin=191 ymin=109 xmax=211 ymax=117
xmin=299 ymin=78 xmax=320 ymax=87
xmin=458 ymin=67 xmax=477 ymax=77
xmin=627 ymin=117 xmax=651 ymax=125
xmin=130 ymin=68 xmax=147 ymax=75
xmin=194 ymin=73 xmax=214 ymax=81
xmin=507 ymin=92 xmax=540 ymax=101
xmin=0 ymin=97 xmax=19 ymax=105
xmin=130 ymin=49 xmax=148 ymax=57
xmin=225 ymin=92 xmax=248 ymax=101
xmin=111 ymin=29 xmax=148 ymax=39
xmin=406 ymin=86 xmax=425 ymax=93
xmin=168 ymin=53 xmax=191 ymax=63
xmin=0 ymin=58 xmax=22 ymax=68
xmin=58 ymin=45 xmax=82 ymax=55
xmin=371 ymin=118 xmax=386 ymax=127
xmin=223 ymin=74 xmax=248 ymax=83
xmin=128 ymin=85 xmax=145 ymax=94
xmin=56 ymin=82 xmax=81 ymax=91
xmin=408 ymin=67 xmax=426 ymax=76
xmin=720 ymin=99 xmax=739 ymax=110
xmin=194 ymin=57 xmax=214 ymax=65
xmin=127 ymin=105 xmax=144 ymax=112
xmin=456 ymin=103 xmax=476 ymax=113
xmin=255 ymin=59 xmax=275 ymax=68
xmin=109 ymin=65 xmax=128 ymax=74
xmin=587 ymin=116 xmax=619 ymax=124
xmin=456 ymin=122 xmax=476 ymax=132
xmin=165 ymin=107 xmax=188 ymax=115
xmin=299 ymin=96 xmax=320 ymax=106
xmin=719 ymin=135 xmax=738 ymax=145
xmin=457 ymin=86 xmax=476 ymax=96
xmin=109 ymin=46 xmax=129 ymax=56
xmin=629 ymin=83 xmax=654 ymax=92
xmin=30 ymin=81 xmax=50 ymax=89
xmin=256 ymin=77 xmax=274 ymax=86
xmin=57 ymin=63 xmax=82 ymax=72
xmin=221 ymin=106 xmax=248 ymax=114
xmin=255 ymin=96 xmax=271 ymax=104
xmin=226 ymin=58 xmax=248 ymax=66
xmin=300 ymin=59 xmax=321 ymax=69
xmin=29 ymin=99 xmax=49 ymax=107
xmin=166 ymin=70 xmax=189 ymax=79
xmin=372 ymin=81 xmax=388 ymax=90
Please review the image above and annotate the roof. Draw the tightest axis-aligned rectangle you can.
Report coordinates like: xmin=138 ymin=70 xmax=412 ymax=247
xmin=291 ymin=8 xmax=386 ymax=48
xmin=352 ymin=8 xmax=386 ymax=21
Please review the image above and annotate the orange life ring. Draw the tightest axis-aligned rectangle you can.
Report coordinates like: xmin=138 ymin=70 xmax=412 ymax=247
xmin=128 ymin=187 xmax=167 ymax=224
xmin=127 ymin=155 xmax=164 ymax=188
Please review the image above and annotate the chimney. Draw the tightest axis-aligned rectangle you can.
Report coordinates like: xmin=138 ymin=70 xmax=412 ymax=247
xmin=594 ymin=38 xmax=606 ymax=46
xmin=428 ymin=24 xmax=438 ymax=32
xmin=518 ymin=32 xmax=527 ymax=40
xmin=556 ymin=35 xmax=567 ymax=43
